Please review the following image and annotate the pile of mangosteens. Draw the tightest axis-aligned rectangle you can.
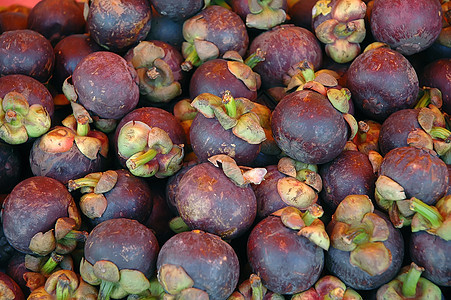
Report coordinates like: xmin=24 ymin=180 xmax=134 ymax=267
xmin=0 ymin=0 xmax=450 ymax=299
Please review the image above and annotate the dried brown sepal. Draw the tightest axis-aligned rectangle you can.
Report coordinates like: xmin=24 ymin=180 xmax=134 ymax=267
xmin=45 ymin=270 xmax=79 ymax=295
xmin=350 ymin=242 xmax=392 ymax=276
xmin=80 ymin=193 xmax=108 ymax=219
xmin=375 ymin=175 xmax=406 ymax=201
xmin=54 ymin=217 xmax=77 ymax=241
xmin=157 ymin=264 xmax=194 ymax=295
xmin=93 ymin=260 xmax=120 ymax=283
xmin=327 ymin=88 xmax=351 ymax=113
xmin=80 ymin=259 xmax=102 ymax=286
xmin=232 ymin=112 xmax=266 ymax=144
xmin=298 ymin=218 xmax=330 ymax=250
xmin=361 ymin=212 xmax=389 ymax=242
xmin=29 ymin=230 xmax=56 ymax=256
xmin=418 ymin=107 xmax=435 ymax=133
xmin=277 ymin=177 xmax=318 ymax=210
xmin=343 ymin=113 xmax=358 ymax=140
xmin=368 ymin=150 xmax=383 ymax=174
xmin=227 ymin=61 xmax=258 ymax=91
xmin=74 ymin=135 xmax=101 ymax=160
xmin=24 ymin=271 xmax=47 ymax=292
xmin=407 ymin=128 xmax=434 ymax=150
xmin=280 ymin=206 xmax=305 ymax=230
xmin=334 ymin=195 xmax=374 ymax=225
xmin=94 ymin=170 xmax=118 ymax=194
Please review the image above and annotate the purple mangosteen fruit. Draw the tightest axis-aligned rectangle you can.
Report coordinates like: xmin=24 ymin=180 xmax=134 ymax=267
xmin=0 ymin=11 xmax=28 ymax=33
xmin=230 ymin=0 xmax=288 ymax=30
xmin=0 ymin=271 xmax=24 ymax=300
xmin=422 ymin=58 xmax=451 ymax=115
xmin=149 ymin=0 xmax=204 ymax=21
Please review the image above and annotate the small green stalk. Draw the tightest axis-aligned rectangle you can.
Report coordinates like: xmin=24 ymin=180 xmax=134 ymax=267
xmin=67 ymin=177 xmax=100 ymax=191
xmin=401 ymin=263 xmax=423 ymax=297
xmin=299 ymin=61 xmax=316 ymax=82
xmin=41 ymin=252 xmax=64 ymax=275
xmin=98 ymin=280 xmax=115 ymax=300
xmin=77 ymin=122 xmax=89 ymax=137
xmin=250 ymin=275 xmax=263 ymax=300
xmin=181 ymin=45 xmax=201 ymax=71
xmin=61 ymin=230 xmax=88 ymax=243
xmin=414 ymin=89 xmax=432 ymax=109
xmin=222 ymin=91 xmax=237 ymax=118
xmin=333 ymin=23 xmax=355 ymax=38
xmin=343 ymin=228 xmax=368 ymax=245
xmin=244 ymin=48 xmax=265 ymax=69
xmin=56 ymin=275 xmax=71 ymax=300
xmin=410 ymin=198 xmax=443 ymax=228
xmin=301 ymin=210 xmax=318 ymax=226
xmin=169 ymin=216 xmax=190 ymax=233
xmin=128 ymin=148 xmax=158 ymax=169
xmin=429 ymin=126 xmax=451 ymax=142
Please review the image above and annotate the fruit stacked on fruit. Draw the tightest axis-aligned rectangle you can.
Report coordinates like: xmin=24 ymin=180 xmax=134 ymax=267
xmin=0 ymin=0 xmax=450 ymax=299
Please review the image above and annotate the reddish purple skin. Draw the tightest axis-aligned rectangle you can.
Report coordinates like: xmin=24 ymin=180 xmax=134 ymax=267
xmin=0 ymin=29 xmax=55 ymax=83
xmin=27 ymin=0 xmax=85 ymax=46
xmin=379 ymin=147 xmax=448 ymax=205
xmin=189 ymin=59 xmax=258 ymax=100
xmin=378 ymin=109 xmax=421 ymax=156
xmin=72 ymin=51 xmax=140 ymax=120
xmin=370 ymin=0 xmax=442 ymax=56
xmin=193 ymin=5 xmax=249 ymax=57
xmin=0 ymin=74 xmax=54 ymax=117
xmin=319 ymin=150 xmax=376 ymax=213
xmin=29 ymin=138 xmax=105 ymax=185
xmin=447 ymin=164 xmax=451 ymax=196
xmin=84 ymin=218 xmax=159 ymax=277
xmin=326 ymin=210 xmax=404 ymax=290
xmin=165 ymin=161 xmax=198 ymax=215
xmin=190 ymin=113 xmax=261 ymax=166
xmin=247 ymin=215 xmax=324 ymax=295
xmin=288 ymin=0 xmax=318 ymax=30
xmin=88 ymin=169 xmax=153 ymax=227
xmin=5 ymin=254 xmax=28 ymax=296
xmin=0 ymin=12 xmax=28 ymax=33
xmin=230 ymin=0 xmax=288 ymax=21
xmin=271 ymin=90 xmax=348 ymax=164
xmin=252 ymin=165 xmax=288 ymax=218
xmin=151 ymin=0 xmax=204 ymax=21
xmin=145 ymin=189 xmax=176 ymax=245
xmin=0 ymin=143 xmax=22 ymax=194
xmin=410 ymin=231 xmax=451 ymax=287
xmin=0 ymin=271 xmax=25 ymax=300
xmin=52 ymin=34 xmax=102 ymax=91
xmin=1 ymin=176 xmax=74 ymax=254
xmin=175 ymin=162 xmax=257 ymax=240
xmin=156 ymin=230 xmax=240 ymax=300
xmin=347 ymin=47 xmax=419 ymax=122
xmin=87 ymin=0 xmax=152 ymax=53
xmin=421 ymin=59 xmax=451 ymax=115
xmin=249 ymin=25 xmax=322 ymax=89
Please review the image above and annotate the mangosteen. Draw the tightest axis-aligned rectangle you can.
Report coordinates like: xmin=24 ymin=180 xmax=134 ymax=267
xmin=0 ymin=271 xmax=24 ymax=300
xmin=422 ymin=59 xmax=451 ymax=115
xmin=150 ymin=0 xmax=204 ymax=21
xmin=292 ymin=275 xmax=362 ymax=299
xmin=0 ymin=11 xmax=28 ymax=33
xmin=0 ymin=142 xmax=22 ymax=194
xmin=145 ymin=11 xmax=184 ymax=51
xmin=230 ymin=0 xmax=287 ymax=30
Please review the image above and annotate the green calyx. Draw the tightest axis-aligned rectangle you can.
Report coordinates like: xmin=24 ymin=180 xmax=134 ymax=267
xmin=0 ymin=91 xmax=51 ymax=144
xmin=246 ymin=0 xmax=287 ymax=30
xmin=410 ymin=196 xmax=450 ymax=241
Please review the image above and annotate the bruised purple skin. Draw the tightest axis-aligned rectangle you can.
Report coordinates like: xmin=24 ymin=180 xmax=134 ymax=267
xmin=252 ymin=165 xmax=288 ymax=218
xmin=249 ymin=25 xmax=322 ymax=89
xmin=0 ymin=29 xmax=55 ymax=83
xmin=27 ymin=0 xmax=86 ymax=46
xmin=87 ymin=0 xmax=152 ymax=53
xmin=346 ymin=47 xmax=419 ymax=122
xmin=319 ymin=150 xmax=376 ymax=213
xmin=370 ymin=0 xmax=442 ymax=56
xmin=271 ymin=89 xmax=348 ymax=164
xmin=378 ymin=109 xmax=421 ymax=156
xmin=380 ymin=147 xmax=449 ymax=205
xmin=1 ymin=176 xmax=74 ymax=254
xmin=0 ymin=74 xmax=54 ymax=118
xmin=72 ymin=51 xmax=140 ymax=120
xmin=190 ymin=113 xmax=261 ymax=166
xmin=29 ymin=139 xmax=105 ymax=185
xmin=89 ymin=170 xmax=153 ymax=227
xmin=0 ymin=271 xmax=25 ymax=300
xmin=175 ymin=162 xmax=257 ymax=240
xmin=422 ymin=59 xmax=451 ymax=115
xmin=326 ymin=210 xmax=404 ymax=290
xmin=410 ymin=231 xmax=451 ymax=287
xmin=84 ymin=218 xmax=159 ymax=278
xmin=151 ymin=0 xmax=203 ymax=21
xmin=53 ymin=34 xmax=102 ymax=92
xmin=156 ymin=230 xmax=240 ymax=300
xmin=247 ymin=215 xmax=324 ymax=295
xmin=189 ymin=58 xmax=258 ymax=101
xmin=0 ymin=143 xmax=22 ymax=194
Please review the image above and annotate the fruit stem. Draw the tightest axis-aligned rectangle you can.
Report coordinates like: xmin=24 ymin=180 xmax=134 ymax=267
xmin=98 ymin=280 xmax=115 ymax=300
xmin=401 ymin=263 xmax=423 ymax=297
xmin=250 ymin=274 xmax=263 ymax=300
xmin=62 ymin=230 xmax=89 ymax=243
xmin=146 ymin=67 xmax=160 ymax=80
xmin=169 ymin=216 xmax=190 ymax=233
xmin=181 ymin=44 xmax=201 ymax=72
xmin=409 ymin=198 xmax=443 ymax=229
xmin=128 ymin=148 xmax=158 ymax=169
xmin=414 ymin=89 xmax=431 ymax=109
xmin=343 ymin=227 xmax=368 ymax=245
xmin=429 ymin=126 xmax=451 ymax=142
xmin=56 ymin=274 xmax=71 ymax=300
xmin=67 ymin=177 xmax=99 ymax=192
xmin=244 ymin=48 xmax=266 ymax=69
xmin=41 ymin=252 xmax=64 ymax=275
xmin=356 ymin=120 xmax=369 ymax=143
xmin=222 ymin=90 xmax=237 ymax=118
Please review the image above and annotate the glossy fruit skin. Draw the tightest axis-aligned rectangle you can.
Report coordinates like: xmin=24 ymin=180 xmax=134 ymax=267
xmin=145 ymin=12 xmax=184 ymax=51
xmin=410 ymin=231 xmax=451 ymax=287
xmin=271 ymin=89 xmax=348 ymax=164
xmin=380 ymin=147 xmax=448 ymax=205
xmin=252 ymin=165 xmax=288 ymax=218
xmin=0 ymin=271 xmax=25 ymax=300
xmin=145 ymin=189 xmax=175 ymax=245
xmin=52 ymin=34 xmax=102 ymax=92
xmin=326 ymin=210 xmax=404 ymax=290
xmin=422 ymin=58 xmax=451 ymax=115
xmin=156 ymin=230 xmax=240 ymax=300
xmin=370 ymin=0 xmax=442 ymax=56
xmin=175 ymin=162 xmax=257 ymax=240
xmin=249 ymin=25 xmax=322 ymax=89
xmin=247 ymin=215 xmax=324 ymax=294
xmin=346 ymin=47 xmax=419 ymax=122
xmin=0 ymin=29 xmax=54 ymax=83
xmin=0 ymin=11 xmax=28 ymax=33
xmin=150 ymin=0 xmax=204 ymax=21
xmin=378 ymin=109 xmax=421 ymax=156
xmin=319 ymin=150 xmax=376 ymax=213
xmin=27 ymin=0 xmax=85 ymax=46
xmin=1 ymin=176 xmax=75 ymax=254
xmin=84 ymin=218 xmax=159 ymax=277
xmin=189 ymin=58 xmax=258 ymax=101
xmin=87 ymin=0 xmax=152 ymax=53
xmin=190 ymin=113 xmax=261 ymax=165
xmin=72 ymin=51 xmax=140 ymax=120
xmin=288 ymin=0 xmax=318 ymax=30
xmin=0 ymin=143 xmax=22 ymax=194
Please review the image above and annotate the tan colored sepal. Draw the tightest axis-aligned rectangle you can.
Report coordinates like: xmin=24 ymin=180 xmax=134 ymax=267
xmin=117 ymin=121 xmax=151 ymax=159
xmin=327 ymin=88 xmax=351 ymax=113
xmin=314 ymin=275 xmax=346 ymax=298
xmin=24 ymin=271 xmax=47 ymax=292
xmin=312 ymin=0 xmax=332 ymax=19
xmin=25 ymin=255 xmax=45 ymax=273
xmin=80 ymin=193 xmax=108 ymax=219
xmin=368 ymin=150 xmax=383 ymax=174
xmin=208 ymin=154 xmax=267 ymax=187
xmin=158 ymin=264 xmax=194 ymax=295
xmin=71 ymin=101 xmax=92 ymax=125
xmin=26 ymin=286 xmax=51 ymax=299
xmin=45 ymin=269 xmax=79 ymax=295
xmin=54 ymin=217 xmax=77 ymax=241
xmin=182 ymin=15 xmax=208 ymax=43
xmin=407 ymin=128 xmax=434 ymax=150
xmin=375 ymin=175 xmax=406 ymax=201
xmin=155 ymin=144 xmax=185 ymax=178
xmin=178 ymin=287 xmax=210 ymax=299
xmin=246 ymin=6 xmax=286 ymax=30
xmin=119 ymin=269 xmax=151 ymax=295
xmin=298 ymin=219 xmax=330 ymax=250
xmin=222 ymin=50 xmax=243 ymax=62
xmin=193 ymin=39 xmax=219 ymax=62
xmin=62 ymin=76 xmax=78 ymax=102
xmin=334 ymin=195 xmax=374 ymax=225
xmin=191 ymin=93 xmax=224 ymax=119
xmin=418 ymin=107 xmax=435 ymax=133
xmin=94 ymin=170 xmax=118 ymax=194
xmin=29 ymin=230 xmax=56 ymax=256
xmin=330 ymin=221 xmax=357 ymax=251
xmin=314 ymin=72 xmax=339 ymax=87
xmin=332 ymin=0 xmax=367 ymax=22
xmin=343 ymin=113 xmax=358 ymax=141
xmin=232 ymin=112 xmax=266 ymax=144
xmin=227 ymin=61 xmax=258 ymax=91
xmin=80 ymin=259 xmax=102 ymax=286
xmin=277 ymin=157 xmax=318 ymax=177
xmin=361 ymin=212 xmax=389 ymax=242
xmin=62 ymin=114 xmax=77 ymax=132
xmin=302 ymin=80 xmax=327 ymax=96
xmin=297 ymin=169 xmax=323 ymax=193
xmin=74 ymin=135 xmax=101 ymax=160
xmin=279 ymin=206 xmax=305 ymax=230
xmin=24 ymin=104 xmax=51 ymax=138
xmin=434 ymin=138 xmax=451 ymax=156
xmin=350 ymin=242 xmax=392 ymax=276
xmin=73 ymin=276 xmax=99 ymax=299
xmin=93 ymin=260 xmax=120 ymax=283
xmin=277 ymin=177 xmax=318 ymax=210
xmin=131 ymin=41 xmax=165 ymax=69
